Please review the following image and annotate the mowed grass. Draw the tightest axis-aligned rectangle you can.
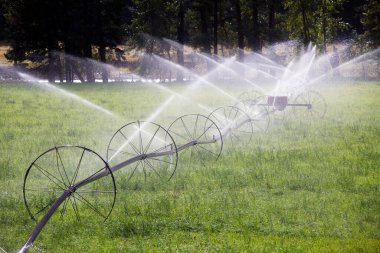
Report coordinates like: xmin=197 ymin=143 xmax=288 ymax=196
xmin=0 ymin=81 xmax=379 ymax=252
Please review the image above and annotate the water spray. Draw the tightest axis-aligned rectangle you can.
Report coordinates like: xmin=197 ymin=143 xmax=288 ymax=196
xmin=18 ymin=81 xmax=328 ymax=252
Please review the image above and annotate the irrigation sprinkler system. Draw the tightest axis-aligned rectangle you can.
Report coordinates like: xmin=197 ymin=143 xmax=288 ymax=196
xmin=19 ymin=88 xmax=326 ymax=252
xmin=238 ymin=90 xmax=327 ymax=119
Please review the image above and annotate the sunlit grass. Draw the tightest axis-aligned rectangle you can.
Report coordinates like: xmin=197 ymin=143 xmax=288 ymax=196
xmin=0 ymin=81 xmax=379 ymax=252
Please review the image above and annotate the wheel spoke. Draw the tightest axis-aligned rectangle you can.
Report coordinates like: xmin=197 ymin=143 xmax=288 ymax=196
xmin=129 ymin=141 xmax=141 ymax=155
xmin=145 ymin=159 xmax=162 ymax=178
xmin=232 ymin=108 xmax=239 ymax=121
xmin=56 ymin=149 xmax=69 ymax=187
xmin=69 ymin=196 xmax=81 ymax=222
xmin=193 ymin=114 xmax=199 ymax=140
xmin=128 ymin=161 xmax=141 ymax=180
xmin=56 ymin=148 xmax=71 ymax=186
xmin=222 ymin=108 xmax=228 ymax=123
xmin=143 ymin=126 xmax=160 ymax=154
xmin=34 ymin=198 xmax=57 ymax=216
xmin=169 ymin=129 xmax=190 ymax=142
xmin=138 ymin=121 xmax=144 ymax=153
xmin=108 ymin=148 xmax=135 ymax=157
xmin=73 ymin=193 xmax=107 ymax=219
xmin=71 ymin=149 xmax=85 ymax=185
xmin=142 ymin=161 xmax=147 ymax=181
xmin=195 ymin=143 xmax=219 ymax=157
xmin=118 ymin=130 xmax=140 ymax=154
xmin=60 ymin=197 xmax=70 ymax=219
xmin=119 ymin=130 xmax=128 ymax=141
xmin=33 ymin=163 xmax=66 ymax=190
xmin=236 ymin=130 xmax=251 ymax=135
xmin=76 ymin=189 xmax=115 ymax=194
xmin=193 ymin=146 xmax=212 ymax=163
xmin=227 ymin=107 xmax=234 ymax=120
xmin=197 ymin=123 xmax=214 ymax=140
xmin=25 ymin=187 xmax=63 ymax=193
xmin=181 ymin=117 xmax=193 ymax=140
xmin=148 ymin=157 xmax=174 ymax=166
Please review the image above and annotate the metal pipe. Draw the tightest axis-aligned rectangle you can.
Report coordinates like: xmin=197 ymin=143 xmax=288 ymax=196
xmin=286 ymin=103 xmax=312 ymax=109
xmin=19 ymin=191 xmax=71 ymax=253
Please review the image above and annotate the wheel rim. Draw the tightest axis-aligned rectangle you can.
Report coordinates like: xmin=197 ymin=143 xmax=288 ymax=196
xmin=237 ymin=89 xmax=262 ymax=103
xmin=23 ymin=145 xmax=116 ymax=222
xmin=240 ymin=96 xmax=270 ymax=132
xmin=248 ymin=105 xmax=270 ymax=132
xmin=293 ymin=91 xmax=327 ymax=119
xmin=208 ymin=106 xmax=253 ymax=147
xmin=107 ymin=121 xmax=178 ymax=181
xmin=167 ymin=114 xmax=223 ymax=163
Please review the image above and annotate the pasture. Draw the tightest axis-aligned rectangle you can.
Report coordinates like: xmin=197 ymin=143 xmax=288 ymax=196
xmin=0 ymin=81 xmax=379 ymax=252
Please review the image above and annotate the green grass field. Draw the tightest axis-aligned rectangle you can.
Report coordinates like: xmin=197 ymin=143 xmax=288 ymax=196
xmin=0 ymin=81 xmax=379 ymax=252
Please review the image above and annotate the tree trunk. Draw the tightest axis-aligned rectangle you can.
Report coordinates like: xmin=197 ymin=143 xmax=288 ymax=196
xmin=268 ymin=0 xmax=275 ymax=44
xmin=46 ymin=1 xmax=58 ymax=84
xmin=322 ymin=0 xmax=327 ymax=53
xmin=84 ymin=44 xmax=95 ymax=83
xmin=213 ymin=0 xmax=218 ymax=57
xmin=84 ymin=0 xmax=95 ymax=83
xmin=72 ymin=61 xmax=85 ymax=83
xmin=96 ymin=0 xmax=108 ymax=83
xmin=251 ymin=0 xmax=261 ymax=52
xmin=200 ymin=9 xmax=210 ymax=54
xmin=300 ymin=0 xmax=310 ymax=47
xmin=199 ymin=4 xmax=212 ymax=70
xmin=62 ymin=1 xmax=72 ymax=83
xmin=57 ymin=52 xmax=63 ymax=83
xmin=64 ymin=41 xmax=73 ymax=83
xmin=47 ymin=48 xmax=56 ymax=83
xmin=176 ymin=0 xmax=185 ymax=82
xmin=47 ymin=45 xmax=62 ymax=83
xmin=65 ymin=57 xmax=73 ymax=83
xmin=235 ymin=0 xmax=244 ymax=62
xmin=99 ymin=46 xmax=108 ymax=83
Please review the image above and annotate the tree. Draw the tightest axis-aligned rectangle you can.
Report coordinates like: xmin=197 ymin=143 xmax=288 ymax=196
xmin=129 ymin=0 xmax=177 ymax=78
xmin=0 ymin=0 xmax=5 ymax=42
xmin=361 ymin=0 xmax=380 ymax=47
xmin=198 ymin=0 xmax=212 ymax=55
xmin=2 ymin=0 xmax=376 ymax=83
xmin=267 ymin=0 xmax=276 ymax=43
xmin=3 ymin=0 xmax=129 ymax=83
xmin=246 ymin=0 xmax=265 ymax=52
xmin=213 ymin=0 xmax=218 ymax=57
xmin=177 ymin=0 xmax=186 ymax=81
xmin=284 ymin=0 xmax=347 ymax=49
xmin=130 ymin=0 xmax=176 ymax=53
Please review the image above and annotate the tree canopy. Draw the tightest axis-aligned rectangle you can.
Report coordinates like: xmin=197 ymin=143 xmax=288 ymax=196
xmin=0 ymin=0 xmax=377 ymax=82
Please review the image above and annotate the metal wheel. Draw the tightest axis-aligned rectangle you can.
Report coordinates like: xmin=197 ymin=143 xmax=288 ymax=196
xmin=292 ymin=90 xmax=327 ymax=119
xmin=237 ymin=89 xmax=262 ymax=105
xmin=208 ymin=106 xmax=253 ymax=147
xmin=238 ymin=90 xmax=262 ymax=101
xmin=23 ymin=146 xmax=116 ymax=222
xmin=248 ymin=103 xmax=271 ymax=132
xmin=167 ymin=114 xmax=223 ymax=162
xmin=107 ymin=121 xmax=178 ymax=181
xmin=239 ymin=96 xmax=270 ymax=132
